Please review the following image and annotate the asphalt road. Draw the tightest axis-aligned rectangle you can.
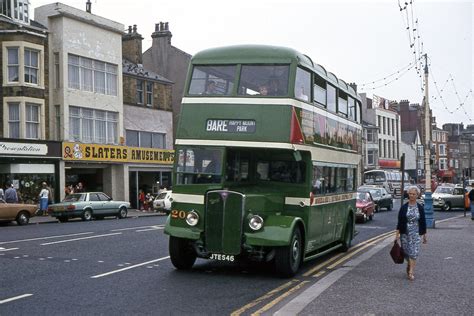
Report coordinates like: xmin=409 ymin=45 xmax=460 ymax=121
xmin=0 ymin=202 xmax=464 ymax=315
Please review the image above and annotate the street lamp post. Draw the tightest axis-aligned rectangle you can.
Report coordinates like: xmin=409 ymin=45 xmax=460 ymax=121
xmin=423 ymin=53 xmax=435 ymax=228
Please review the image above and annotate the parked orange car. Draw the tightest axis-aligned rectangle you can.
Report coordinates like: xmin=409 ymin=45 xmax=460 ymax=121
xmin=0 ymin=200 xmax=38 ymax=225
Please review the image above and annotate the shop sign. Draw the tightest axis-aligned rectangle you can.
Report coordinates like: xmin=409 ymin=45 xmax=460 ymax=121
xmin=62 ymin=142 xmax=174 ymax=164
xmin=0 ymin=142 xmax=48 ymax=155
xmin=379 ymin=159 xmax=400 ymax=168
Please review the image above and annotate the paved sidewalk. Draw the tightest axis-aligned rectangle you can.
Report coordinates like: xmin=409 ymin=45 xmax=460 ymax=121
xmin=30 ymin=209 xmax=165 ymax=224
xmin=275 ymin=215 xmax=474 ymax=315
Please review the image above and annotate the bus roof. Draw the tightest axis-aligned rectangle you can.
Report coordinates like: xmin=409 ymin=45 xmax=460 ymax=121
xmin=191 ymin=44 xmax=360 ymax=101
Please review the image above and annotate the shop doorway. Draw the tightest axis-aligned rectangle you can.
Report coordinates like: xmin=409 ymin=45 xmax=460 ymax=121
xmin=129 ymin=171 xmax=171 ymax=209
xmin=66 ymin=168 xmax=104 ymax=193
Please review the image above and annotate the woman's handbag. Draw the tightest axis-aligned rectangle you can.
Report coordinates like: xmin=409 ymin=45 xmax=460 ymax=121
xmin=390 ymin=240 xmax=405 ymax=264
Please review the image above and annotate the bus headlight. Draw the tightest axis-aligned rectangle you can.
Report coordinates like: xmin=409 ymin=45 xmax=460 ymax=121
xmin=249 ymin=215 xmax=264 ymax=231
xmin=186 ymin=211 xmax=199 ymax=226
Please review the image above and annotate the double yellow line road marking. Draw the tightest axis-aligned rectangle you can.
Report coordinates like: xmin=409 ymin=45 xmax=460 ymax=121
xmin=232 ymin=231 xmax=395 ymax=316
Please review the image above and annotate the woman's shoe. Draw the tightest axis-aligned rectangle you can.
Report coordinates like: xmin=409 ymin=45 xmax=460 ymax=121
xmin=408 ymin=273 xmax=415 ymax=281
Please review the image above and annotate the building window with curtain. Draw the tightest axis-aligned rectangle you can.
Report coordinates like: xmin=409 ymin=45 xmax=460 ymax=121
xmin=67 ymin=54 xmax=117 ymax=95
xmin=25 ymin=103 xmax=39 ymax=139
xmin=24 ymin=48 xmax=38 ymax=84
xmin=7 ymin=47 xmax=19 ymax=82
xmin=8 ymin=103 xmax=20 ymax=138
xmin=126 ymin=130 xmax=165 ymax=149
xmin=136 ymin=79 xmax=144 ymax=104
xmin=69 ymin=106 xmax=118 ymax=144
xmin=146 ymin=81 xmax=153 ymax=106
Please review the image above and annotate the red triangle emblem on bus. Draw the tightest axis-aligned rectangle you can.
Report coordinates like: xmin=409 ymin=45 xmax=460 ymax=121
xmin=290 ymin=108 xmax=304 ymax=144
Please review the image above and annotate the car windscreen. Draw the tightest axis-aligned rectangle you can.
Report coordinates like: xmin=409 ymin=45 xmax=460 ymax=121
xmin=434 ymin=187 xmax=453 ymax=194
xmin=63 ymin=194 xmax=85 ymax=202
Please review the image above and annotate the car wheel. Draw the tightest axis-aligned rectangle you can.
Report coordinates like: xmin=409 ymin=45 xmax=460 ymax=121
xmin=16 ymin=211 xmax=30 ymax=226
xmin=442 ymin=202 xmax=451 ymax=211
xmin=81 ymin=209 xmax=93 ymax=221
xmin=341 ymin=216 xmax=353 ymax=252
xmin=275 ymin=227 xmax=302 ymax=277
xmin=169 ymin=236 xmax=197 ymax=270
xmin=117 ymin=207 xmax=128 ymax=219
xmin=58 ymin=217 xmax=69 ymax=223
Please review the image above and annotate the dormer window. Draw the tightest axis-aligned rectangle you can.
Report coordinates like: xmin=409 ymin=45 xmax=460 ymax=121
xmin=1 ymin=0 xmax=30 ymax=24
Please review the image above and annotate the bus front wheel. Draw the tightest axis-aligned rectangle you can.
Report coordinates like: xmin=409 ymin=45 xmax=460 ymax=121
xmin=169 ymin=236 xmax=197 ymax=270
xmin=275 ymin=227 xmax=302 ymax=277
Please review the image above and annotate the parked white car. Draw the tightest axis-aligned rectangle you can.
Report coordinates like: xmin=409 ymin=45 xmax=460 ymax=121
xmin=153 ymin=191 xmax=173 ymax=214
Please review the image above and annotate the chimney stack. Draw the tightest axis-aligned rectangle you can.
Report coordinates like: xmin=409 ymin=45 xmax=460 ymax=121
xmin=122 ymin=24 xmax=144 ymax=65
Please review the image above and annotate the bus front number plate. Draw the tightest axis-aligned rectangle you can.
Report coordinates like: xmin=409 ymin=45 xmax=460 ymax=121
xmin=209 ymin=254 xmax=235 ymax=262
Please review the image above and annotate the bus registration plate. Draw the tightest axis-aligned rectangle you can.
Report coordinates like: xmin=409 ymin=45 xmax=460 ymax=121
xmin=209 ymin=254 xmax=235 ymax=262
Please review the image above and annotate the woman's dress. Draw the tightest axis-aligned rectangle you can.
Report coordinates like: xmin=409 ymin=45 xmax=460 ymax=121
xmin=400 ymin=204 xmax=421 ymax=260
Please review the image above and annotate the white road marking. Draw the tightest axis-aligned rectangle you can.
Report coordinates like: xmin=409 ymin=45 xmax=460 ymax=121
xmin=136 ymin=226 xmax=164 ymax=232
xmin=0 ymin=248 xmax=19 ymax=252
xmin=40 ymin=233 xmax=122 ymax=245
xmin=91 ymin=256 xmax=170 ymax=279
xmin=110 ymin=225 xmax=163 ymax=232
xmin=0 ymin=232 xmax=94 ymax=245
xmin=0 ymin=294 xmax=33 ymax=305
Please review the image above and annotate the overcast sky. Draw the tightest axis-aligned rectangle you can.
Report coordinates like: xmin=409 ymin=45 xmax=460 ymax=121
xmin=32 ymin=0 xmax=473 ymax=127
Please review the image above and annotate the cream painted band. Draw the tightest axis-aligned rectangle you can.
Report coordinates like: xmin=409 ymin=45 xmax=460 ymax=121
xmin=181 ymin=97 xmax=362 ymax=130
xmin=172 ymin=193 xmax=204 ymax=205
xmin=285 ymin=197 xmax=311 ymax=206
xmin=175 ymin=139 xmax=360 ymax=165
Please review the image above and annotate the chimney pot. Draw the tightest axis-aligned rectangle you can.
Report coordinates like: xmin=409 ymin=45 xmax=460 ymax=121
xmin=160 ymin=22 xmax=164 ymax=31
xmin=165 ymin=22 xmax=169 ymax=30
xmin=155 ymin=23 xmax=159 ymax=32
xmin=128 ymin=25 xmax=132 ymax=34
xmin=133 ymin=24 xmax=137 ymax=33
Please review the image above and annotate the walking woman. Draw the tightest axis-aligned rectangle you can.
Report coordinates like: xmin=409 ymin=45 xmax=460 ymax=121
xmin=39 ymin=182 xmax=50 ymax=216
xmin=395 ymin=185 xmax=427 ymax=281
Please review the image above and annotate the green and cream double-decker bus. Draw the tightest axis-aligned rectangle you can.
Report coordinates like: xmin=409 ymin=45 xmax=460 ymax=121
xmin=165 ymin=45 xmax=362 ymax=277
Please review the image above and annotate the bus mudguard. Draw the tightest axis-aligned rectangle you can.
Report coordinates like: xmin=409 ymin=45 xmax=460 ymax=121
xmin=245 ymin=215 xmax=305 ymax=247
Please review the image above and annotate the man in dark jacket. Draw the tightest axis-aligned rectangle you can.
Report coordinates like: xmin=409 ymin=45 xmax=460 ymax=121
xmin=4 ymin=183 xmax=18 ymax=203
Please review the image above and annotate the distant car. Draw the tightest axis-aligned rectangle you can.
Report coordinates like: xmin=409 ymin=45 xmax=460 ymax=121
xmin=426 ymin=184 xmax=468 ymax=211
xmin=356 ymin=191 xmax=375 ymax=223
xmin=0 ymin=200 xmax=38 ymax=225
xmin=48 ymin=192 xmax=130 ymax=222
xmin=153 ymin=190 xmax=173 ymax=214
xmin=358 ymin=186 xmax=393 ymax=212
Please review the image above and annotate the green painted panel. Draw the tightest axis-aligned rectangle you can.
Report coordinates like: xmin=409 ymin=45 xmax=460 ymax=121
xmin=177 ymin=103 xmax=291 ymax=142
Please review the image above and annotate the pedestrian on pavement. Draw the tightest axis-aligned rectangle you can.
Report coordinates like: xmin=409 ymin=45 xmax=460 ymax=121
xmin=395 ymin=185 xmax=427 ymax=281
xmin=469 ymin=187 xmax=474 ymax=220
xmin=39 ymin=182 xmax=50 ymax=216
xmin=138 ymin=189 xmax=145 ymax=211
xmin=4 ymin=183 xmax=18 ymax=203
xmin=75 ymin=182 xmax=84 ymax=193
xmin=0 ymin=186 xmax=4 ymax=201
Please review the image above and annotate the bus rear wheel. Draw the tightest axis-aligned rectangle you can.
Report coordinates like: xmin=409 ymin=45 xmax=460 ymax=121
xmin=275 ymin=227 xmax=302 ymax=277
xmin=169 ymin=236 xmax=197 ymax=270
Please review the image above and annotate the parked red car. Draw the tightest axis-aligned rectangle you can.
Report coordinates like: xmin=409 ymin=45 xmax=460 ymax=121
xmin=356 ymin=191 xmax=375 ymax=223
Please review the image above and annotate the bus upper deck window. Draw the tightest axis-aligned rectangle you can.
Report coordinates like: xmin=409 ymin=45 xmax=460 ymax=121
xmin=188 ymin=65 xmax=236 ymax=96
xmin=238 ymin=65 xmax=289 ymax=96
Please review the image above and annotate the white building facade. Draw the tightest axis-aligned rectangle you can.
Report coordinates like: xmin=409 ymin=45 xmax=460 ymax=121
xmin=35 ymin=3 xmax=128 ymax=200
